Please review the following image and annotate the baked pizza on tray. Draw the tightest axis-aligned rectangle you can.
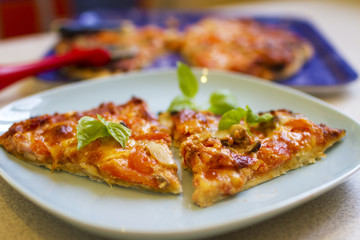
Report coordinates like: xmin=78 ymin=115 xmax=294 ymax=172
xmin=180 ymin=18 xmax=314 ymax=80
xmin=53 ymin=17 xmax=313 ymax=81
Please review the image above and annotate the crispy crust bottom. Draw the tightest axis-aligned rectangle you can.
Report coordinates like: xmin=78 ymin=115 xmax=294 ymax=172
xmin=244 ymin=139 xmax=341 ymax=190
xmin=7 ymin=150 xmax=182 ymax=194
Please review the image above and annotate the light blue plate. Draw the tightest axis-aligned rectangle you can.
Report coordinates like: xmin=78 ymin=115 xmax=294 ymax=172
xmin=1 ymin=69 xmax=360 ymax=240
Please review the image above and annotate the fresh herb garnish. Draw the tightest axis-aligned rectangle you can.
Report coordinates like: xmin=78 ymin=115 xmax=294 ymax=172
xmin=177 ymin=61 xmax=199 ymax=98
xmin=167 ymin=62 xmax=199 ymax=112
xmin=168 ymin=62 xmax=238 ymax=113
xmin=167 ymin=95 xmax=198 ymax=112
xmin=168 ymin=62 xmax=273 ymax=131
xmin=218 ymin=106 xmax=273 ymax=130
xmin=245 ymin=106 xmax=273 ymax=125
xmin=76 ymin=114 xmax=131 ymax=150
xmin=208 ymin=89 xmax=238 ymax=115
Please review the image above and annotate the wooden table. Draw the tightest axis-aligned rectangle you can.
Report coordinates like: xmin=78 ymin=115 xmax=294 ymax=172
xmin=1 ymin=0 xmax=360 ymax=239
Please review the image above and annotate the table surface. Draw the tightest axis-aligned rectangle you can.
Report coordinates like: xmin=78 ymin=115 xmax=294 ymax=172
xmin=1 ymin=0 xmax=360 ymax=239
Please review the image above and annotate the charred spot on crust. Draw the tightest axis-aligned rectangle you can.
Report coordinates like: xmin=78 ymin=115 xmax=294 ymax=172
xmin=319 ymin=124 xmax=346 ymax=140
xmin=130 ymin=96 xmax=145 ymax=105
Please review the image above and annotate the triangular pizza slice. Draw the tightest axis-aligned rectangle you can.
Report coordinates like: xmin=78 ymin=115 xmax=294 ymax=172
xmin=161 ymin=108 xmax=345 ymax=207
xmin=0 ymin=97 xmax=182 ymax=194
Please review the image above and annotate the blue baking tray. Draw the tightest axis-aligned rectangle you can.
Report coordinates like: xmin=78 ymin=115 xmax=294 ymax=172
xmin=38 ymin=9 xmax=358 ymax=94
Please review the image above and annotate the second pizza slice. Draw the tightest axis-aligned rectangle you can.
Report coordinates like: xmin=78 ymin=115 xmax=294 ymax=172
xmin=0 ymin=97 xmax=182 ymax=194
xmin=161 ymin=108 xmax=345 ymax=207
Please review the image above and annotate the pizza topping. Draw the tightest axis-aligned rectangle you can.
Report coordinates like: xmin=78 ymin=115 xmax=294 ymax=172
xmin=76 ymin=114 xmax=131 ymax=150
xmin=167 ymin=95 xmax=198 ymax=113
xmin=145 ymin=141 xmax=177 ymax=167
xmin=218 ymin=106 xmax=273 ymax=131
xmin=98 ymin=115 xmax=132 ymax=148
xmin=132 ymin=132 xmax=170 ymax=142
xmin=168 ymin=62 xmax=240 ymax=115
xmin=128 ymin=146 xmax=156 ymax=175
xmin=219 ymin=124 xmax=263 ymax=154
xmin=208 ymin=89 xmax=238 ymax=115
xmin=216 ymin=124 xmax=251 ymax=144
xmin=168 ymin=62 xmax=198 ymax=113
xmin=176 ymin=61 xmax=199 ymax=98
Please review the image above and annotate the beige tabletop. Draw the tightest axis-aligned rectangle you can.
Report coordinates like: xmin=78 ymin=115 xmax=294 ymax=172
xmin=1 ymin=0 xmax=360 ymax=239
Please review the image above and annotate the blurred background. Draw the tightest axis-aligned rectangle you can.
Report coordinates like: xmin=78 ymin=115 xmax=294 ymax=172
xmin=0 ymin=0 xmax=254 ymax=39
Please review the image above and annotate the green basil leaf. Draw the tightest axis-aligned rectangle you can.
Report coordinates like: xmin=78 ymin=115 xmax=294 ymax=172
xmin=97 ymin=115 xmax=132 ymax=149
xmin=177 ymin=62 xmax=199 ymax=98
xmin=76 ymin=116 xmax=109 ymax=150
xmin=258 ymin=113 xmax=274 ymax=123
xmin=245 ymin=105 xmax=259 ymax=124
xmin=218 ymin=106 xmax=273 ymax=130
xmin=77 ymin=115 xmax=131 ymax=150
xmin=218 ymin=108 xmax=246 ymax=130
xmin=245 ymin=106 xmax=274 ymax=125
xmin=208 ymin=89 xmax=238 ymax=115
xmin=167 ymin=95 xmax=198 ymax=113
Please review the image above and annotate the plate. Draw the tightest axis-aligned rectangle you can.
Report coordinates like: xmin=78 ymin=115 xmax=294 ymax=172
xmin=1 ymin=70 xmax=360 ymax=240
xmin=38 ymin=9 xmax=358 ymax=94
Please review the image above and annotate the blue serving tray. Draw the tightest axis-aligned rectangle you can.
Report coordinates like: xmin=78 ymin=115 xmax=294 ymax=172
xmin=38 ymin=9 xmax=358 ymax=94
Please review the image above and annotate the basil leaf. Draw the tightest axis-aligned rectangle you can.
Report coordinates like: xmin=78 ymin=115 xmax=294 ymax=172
xmin=167 ymin=95 xmax=198 ymax=113
xmin=245 ymin=105 xmax=259 ymax=124
xmin=97 ymin=115 xmax=132 ymax=149
xmin=177 ymin=62 xmax=199 ymax=98
xmin=208 ymin=89 xmax=238 ymax=115
xmin=218 ymin=106 xmax=273 ymax=130
xmin=76 ymin=116 xmax=109 ymax=150
xmin=218 ymin=108 xmax=246 ymax=130
xmin=77 ymin=115 xmax=131 ymax=150
xmin=258 ymin=113 xmax=274 ymax=123
xmin=246 ymin=106 xmax=274 ymax=125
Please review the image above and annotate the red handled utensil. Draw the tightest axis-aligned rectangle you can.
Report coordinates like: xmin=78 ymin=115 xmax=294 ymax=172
xmin=0 ymin=47 xmax=137 ymax=90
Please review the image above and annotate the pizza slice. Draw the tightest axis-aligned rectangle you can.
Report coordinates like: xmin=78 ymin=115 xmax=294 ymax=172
xmin=180 ymin=18 xmax=314 ymax=81
xmin=161 ymin=108 xmax=345 ymax=207
xmin=0 ymin=97 xmax=182 ymax=194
